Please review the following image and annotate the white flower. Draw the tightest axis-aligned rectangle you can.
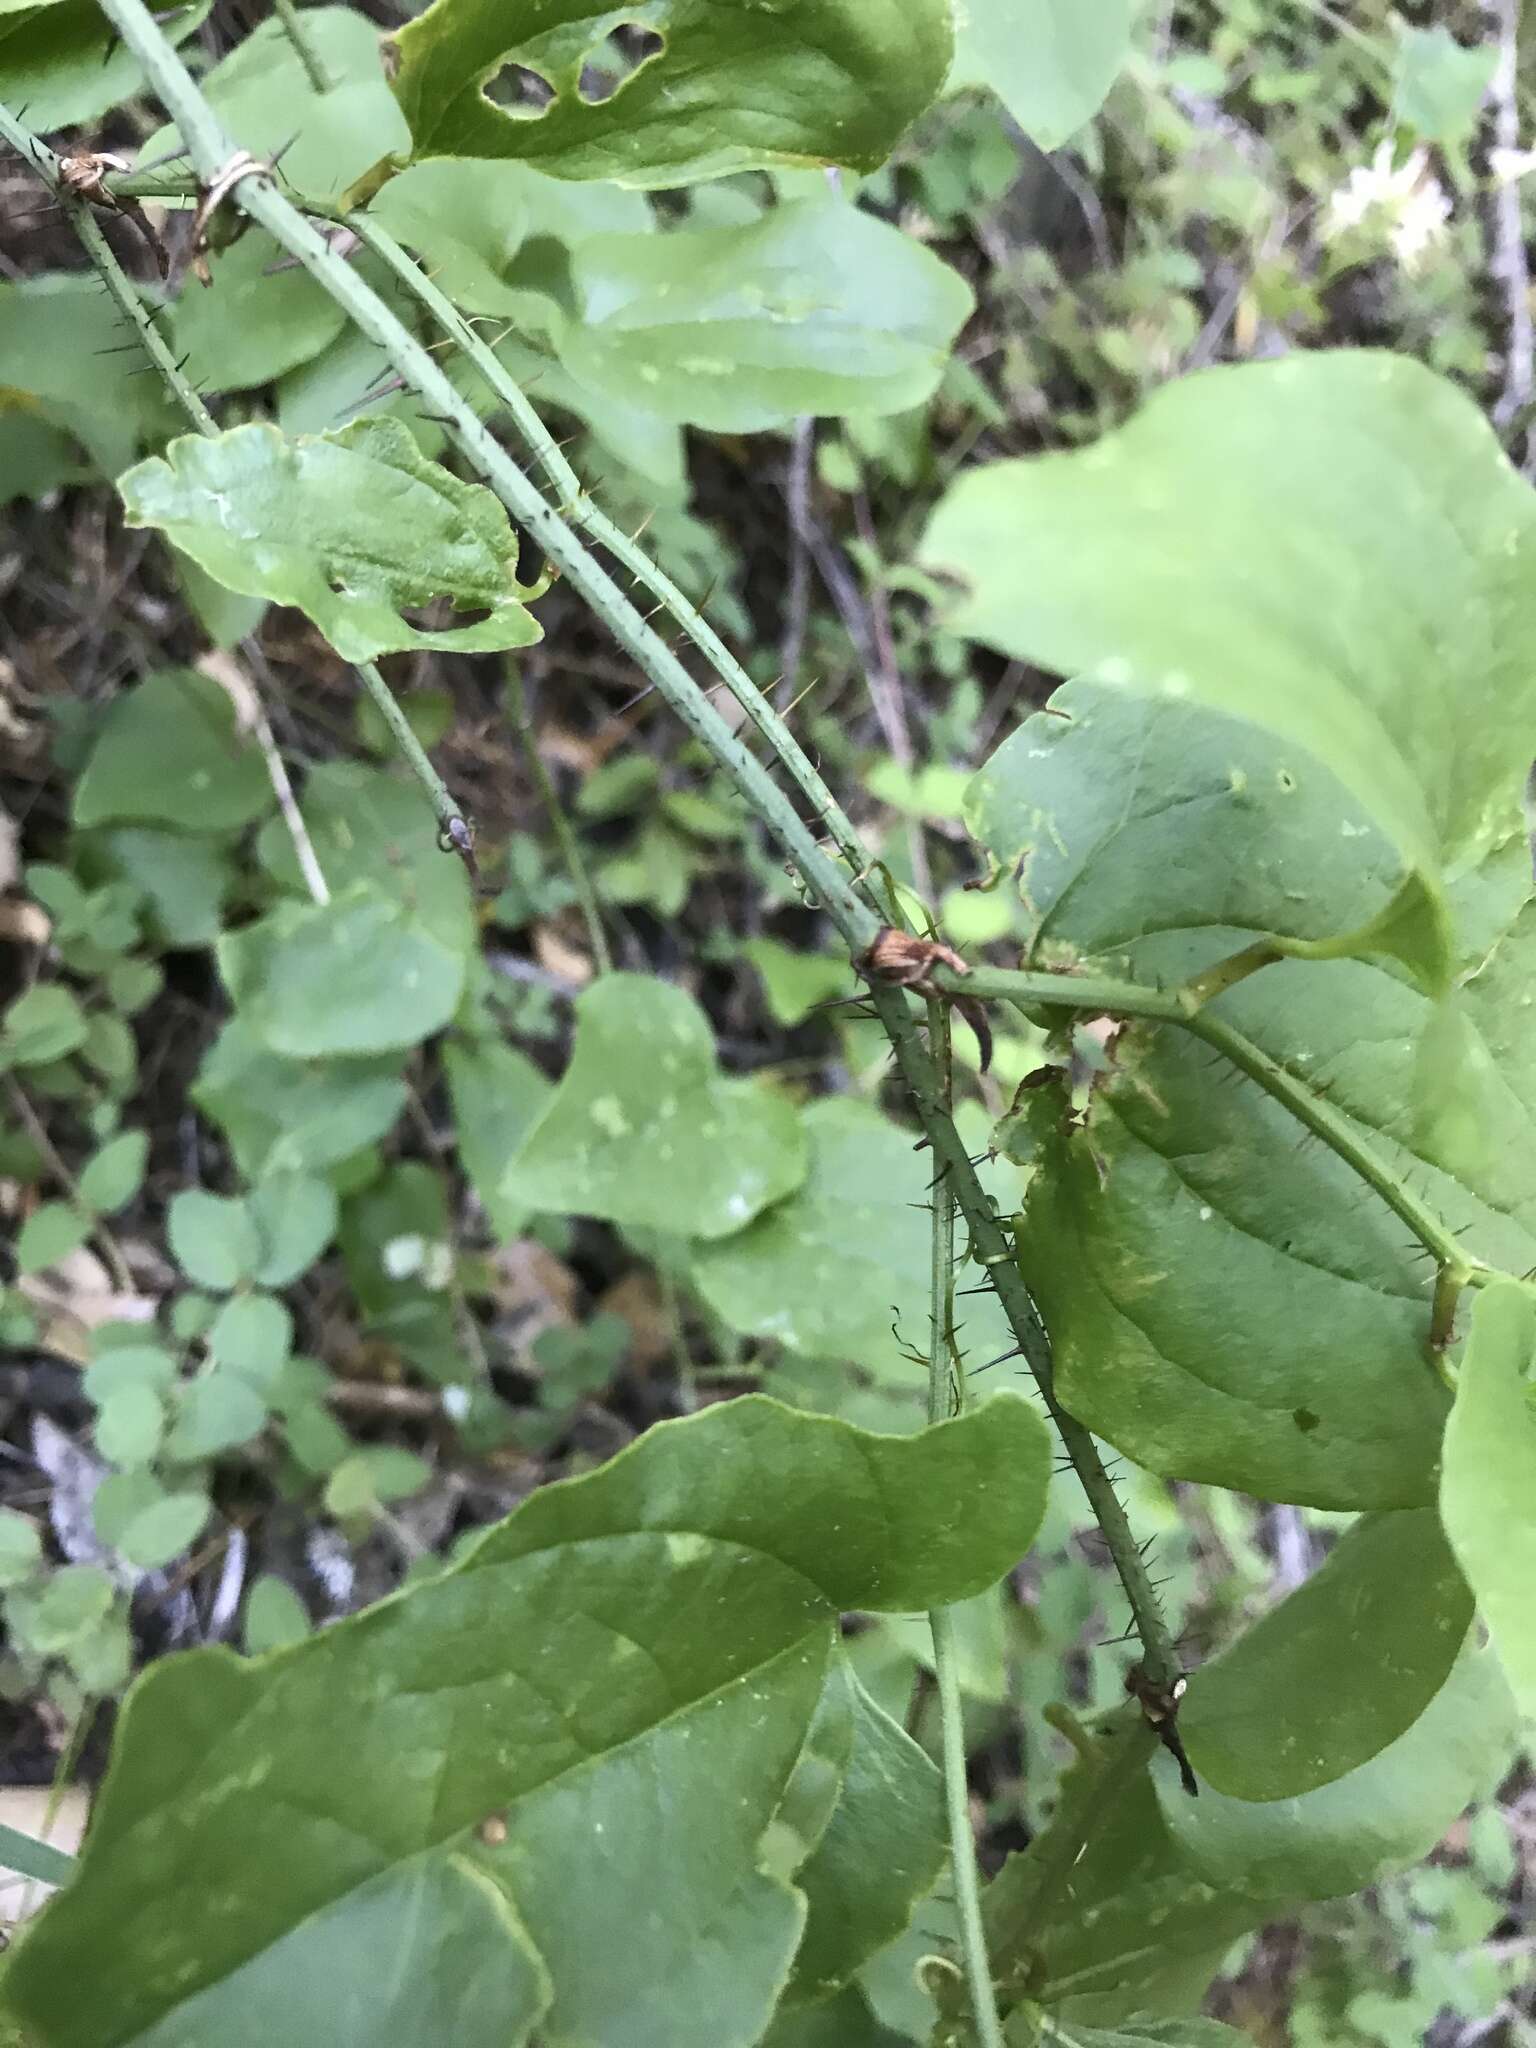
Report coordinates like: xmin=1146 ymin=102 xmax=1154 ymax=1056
xmin=1323 ymin=141 xmax=1451 ymax=273
xmin=382 ymin=1232 xmax=425 ymax=1279
xmin=1390 ymin=176 xmax=1452 ymax=274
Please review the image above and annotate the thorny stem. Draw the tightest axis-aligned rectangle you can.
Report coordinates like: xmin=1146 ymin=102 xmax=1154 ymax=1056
xmin=345 ymin=212 xmax=883 ymax=914
xmin=946 ymin=961 xmax=1488 ymax=1293
xmin=872 ymin=981 xmax=1181 ymax=1686
xmin=925 ymin=1000 xmax=1006 ymax=2048
xmin=15 ymin=21 xmax=1186 ymax=1686
xmin=0 ymin=108 xmax=213 ymax=434
xmin=1184 ymin=1008 xmax=1479 ymax=1283
xmin=0 ymin=108 xmax=470 ymax=886
xmin=502 ymin=656 xmax=613 ymax=976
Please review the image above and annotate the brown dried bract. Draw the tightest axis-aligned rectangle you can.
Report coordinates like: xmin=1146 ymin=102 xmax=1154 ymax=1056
xmin=1125 ymin=1663 xmax=1198 ymax=1798
xmin=57 ymin=152 xmax=169 ymax=279
xmin=858 ymin=927 xmax=992 ymax=1072
xmin=859 ymin=925 xmax=969 ymax=993
xmin=57 ymin=151 xmax=131 ymax=203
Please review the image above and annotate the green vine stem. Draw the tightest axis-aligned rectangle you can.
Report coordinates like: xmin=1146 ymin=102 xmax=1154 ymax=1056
xmin=80 ymin=69 xmax=1510 ymax=1348
xmin=0 ymin=108 xmax=213 ymax=433
xmin=1184 ymin=1007 xmax=1477 ymax=1282
xmin=16 ymin=18 xmax=1182 ymax=1689
xmin=96 ymin=165 xmax=894 ymax=925
xmin=925 ymin=999 xmax=1006 ymax=2048
xmin=946 ymin=961 xmax=1485 ymax=1289
xmin=502 ymin=656 xmax=613 ymax=975
xmin=344 ymin=210 xmax=885 ymax=914
xmin=871 ymin=980 xmax=1181 ymax=1686
xmin=270 ymin=0 xmax=331 ymax=94
xmin=984 ymin=1710 xmax=1155 ymax=2019
xmin=353 ymin=658 xmax=476 ymax=864
xmin=0 ymin=108 xmax=475 ymax=883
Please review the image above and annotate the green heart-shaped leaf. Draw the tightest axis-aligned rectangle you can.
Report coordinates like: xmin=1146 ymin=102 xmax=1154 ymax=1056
xmin=926 ymin=353 xmax=1536 ymax=990
xmin=505 ymin=974 xmax=806 ymax=1239
xmin=218 ymin=881 xmax=468 ymax=1058
xmin=949 ymin=0 xmax=1137 ymax=149
xmin=559 ymin=200 xmax=972 ymax=431
xmin=1179 ymin=1508 xmax=1472 ymax=1799
xmin=983 ymin=680 xmax=1536 ymax=1505
xmin=5 ymin=1393 xmax=1048 ymax=2048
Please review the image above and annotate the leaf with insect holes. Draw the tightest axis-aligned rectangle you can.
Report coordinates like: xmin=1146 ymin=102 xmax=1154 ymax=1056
xmin=117 ymin=419 xmax=543 ymax=666
xmin=949 ymin=0 xmax=1138 ymax=149
xmin=927 ymin=352 xmax=1536 ymax=992
xmin=387 ymin=0 xmax=952 ymax=186
xmin=6 ymin=1393 xmax=1048 ymax=2048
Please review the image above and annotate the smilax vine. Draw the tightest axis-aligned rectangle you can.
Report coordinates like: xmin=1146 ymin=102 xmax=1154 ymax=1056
xmin=1 ymin=3 xmax=1534 ymax=2045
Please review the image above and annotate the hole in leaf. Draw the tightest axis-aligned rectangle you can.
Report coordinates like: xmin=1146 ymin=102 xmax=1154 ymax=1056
xmin=397 ymin=599 xmax=493 ymax=631
xmin=514 ymin=528 xmax=544 ymax=586
xmin=484 ymin=62 xmax=556 ymax=119
xmin=578 ymin=24 xmax=665 ymax=105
